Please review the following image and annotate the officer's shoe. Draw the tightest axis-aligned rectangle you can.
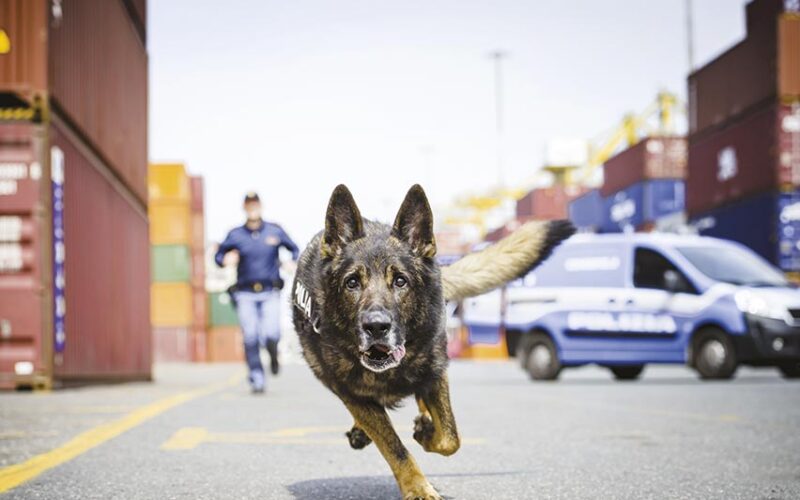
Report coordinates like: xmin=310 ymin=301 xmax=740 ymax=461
xmin=251 ymin=385 xmax=265 ymax=395
xmin=266 ymin=339 xmax=280 ymax=376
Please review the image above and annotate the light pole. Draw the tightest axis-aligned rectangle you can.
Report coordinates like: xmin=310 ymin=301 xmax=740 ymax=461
xmin=489 ymin=50 xmax=508 ymax=188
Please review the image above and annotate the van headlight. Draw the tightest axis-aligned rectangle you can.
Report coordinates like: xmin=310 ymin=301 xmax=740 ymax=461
xmin=734 ymin=290 xmax=788 ymax=321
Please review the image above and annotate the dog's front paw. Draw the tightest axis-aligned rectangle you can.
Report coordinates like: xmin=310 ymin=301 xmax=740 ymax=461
xmin=345 ymin=426 xmax=372 ymax=449
xmin=413 ymin=413 xmax=435 ymax=449
xmin=402 ymin=479 xmax=441 ymax=500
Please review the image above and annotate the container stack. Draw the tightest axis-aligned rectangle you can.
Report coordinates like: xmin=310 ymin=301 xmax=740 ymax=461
xmin=598 ymin=137 xmax=687 ymax=233
xmin=149 ymin=163 xmax=200 ymax=362
xmin=189 ymin=177 xmax=208 ymax=362
xmin=206 ymin=245 xmax=243 ymax=362
xmin=687 ymin=0 xmax=800 ymax=270
xmin=0 ymin=0 xmax=150 ymax=388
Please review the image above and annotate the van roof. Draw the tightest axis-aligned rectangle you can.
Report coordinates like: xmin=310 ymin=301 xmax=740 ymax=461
xmin=566 ymin=232 xmax=735 ymax=249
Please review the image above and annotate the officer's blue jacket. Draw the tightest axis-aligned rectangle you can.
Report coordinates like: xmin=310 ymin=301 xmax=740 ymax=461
xmin=214 ymin=220 xmax=299 ymax=288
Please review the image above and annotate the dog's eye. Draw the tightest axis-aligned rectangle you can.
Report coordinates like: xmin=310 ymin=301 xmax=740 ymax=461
xmin=345 ymin=276 xmax=360 ymax=290
xmin=393 ymin=275 xmax=407 ymax=288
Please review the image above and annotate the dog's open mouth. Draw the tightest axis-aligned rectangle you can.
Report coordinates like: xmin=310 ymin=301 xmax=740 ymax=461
xmin=359 ymin=343 xmax=406 ymax=372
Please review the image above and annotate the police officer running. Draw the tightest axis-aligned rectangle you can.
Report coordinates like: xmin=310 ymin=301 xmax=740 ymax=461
xmin=215 ymin=192 xmax=299 ymax=393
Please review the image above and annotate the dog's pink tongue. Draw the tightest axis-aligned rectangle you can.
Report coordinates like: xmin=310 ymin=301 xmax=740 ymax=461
xmin=391 ymin=345 xmax=406 ymax=362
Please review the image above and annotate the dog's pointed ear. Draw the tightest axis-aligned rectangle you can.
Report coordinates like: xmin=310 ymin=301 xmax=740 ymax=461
xmin=321 ymin=184 xmax=364 ymax=258
xmin=392 ymin=184 xmax=436 ymax=258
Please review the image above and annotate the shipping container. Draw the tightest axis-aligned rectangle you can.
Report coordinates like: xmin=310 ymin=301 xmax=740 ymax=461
xmin=600 ymin=137 xmax=686 ymax=197
xmin=153 ymin=327 xmax=191 ymax=363
xmin=48 ymin=0 xmax=148 ymax=203
xmin=151 ymin=282 xmax=192 ymax=327
xmin=0 ymin=0 xmax=47 ymax=100
xmin=151 ymin=244 xmax=191 ymax=283
xmin=688 ymin=0 xmax=797 ymax=135
xmin=209 ymin=291 xmax=239 ymax=327
xmin=192 ymin=289 xmax=207 ymax=329
xmin=568 ymin=189 xmax=604 ymax=231
xmin=189 ymin=175 xmax=204 ymax=213
xmin=779 ymin=15 xmax=800 ymax=98
xmin=691 ymin=189 xmax=800 ymax=271
xmin=192 ymin=326 xmax=207 ymax=363
xmin=50 ymin=118 xmax=151 ymax=382
xmin=148 ymin=163 xmax=190 ymax=203
xmin=207 ymin=326 xmax=243 ymax=362
xmin=149 ymin=200 xmax=191 ymax=245
xmin=686 ymin=102 xmax=800 ymax=216
xmin=601 ymin=179 xmax=685 ymax=233
xmin=516 ymin=185 xmax=586 ymax=220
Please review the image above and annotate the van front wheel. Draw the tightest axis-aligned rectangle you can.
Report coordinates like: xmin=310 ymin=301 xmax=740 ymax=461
xmin=692 ymin=328 xmax=737 ymax=380
xmin=525 ymin=333 xmax=561 ymax=381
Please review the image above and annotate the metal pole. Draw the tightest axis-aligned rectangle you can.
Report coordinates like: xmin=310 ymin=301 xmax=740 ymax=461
xmin=489 ymin=50 xmax=507 ymax=187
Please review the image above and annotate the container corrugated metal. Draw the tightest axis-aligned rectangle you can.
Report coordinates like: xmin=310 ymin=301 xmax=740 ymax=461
xmin=568 ymin=189 xmax=604 ymax=231
xmin=153 ymin=327 xmax=191 ymax=363
xmin=516 ymin=185 xmax=585 ymax=220
xmin=690 ymin=190 xmax=800 ymax=270
xmin=192 ymin=289 xmax=207 ymax=328
xmin=189 ymin=175 xmax=204 ymax=213
xmin=51 ymin=119 xmax=151 ymax=381
xmin=192 ymin=326 xmax=207 ymax=362
xmin=151 ymin=245 xmax=191 ymax=283
xmin=209 ymin=291 xmax=239 ymax=327
xmin=48 ymin=0 xmax=148 ymax=203
xmin=0 ymin=123 xmax=48 ymax=389
xmin=191 ymin=249 xmax=205 ymax=289
xmin=148 ymin=163 xmax=189 ymax=203
xmin=686 ymin=102 xmax=799 ymax=216
xmin=601 ymin=180 xmax=685 ymax=233
xmin=0 ymin=0 xmax=48 ymax=98
xmin=191 ymin=213 xmax=205 ymax=254
xmin=150 ymin=200 xmax=191 ymax=245
xmin=207 ymin=326 xmax=243 ymax=362
xmin=151 ymin=282 xmax=193 ymax=327
xmin=779 ymin=15 xmax=800 ymax=99
xmin=600 ymin=137 xmax=687 ymax=197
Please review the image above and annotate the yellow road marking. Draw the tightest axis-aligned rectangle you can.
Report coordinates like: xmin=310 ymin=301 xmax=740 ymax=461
xmin=0 ymin=373 xmax=243 ymax=494
xmin=160 ymin=426 xmax=486 ymax=450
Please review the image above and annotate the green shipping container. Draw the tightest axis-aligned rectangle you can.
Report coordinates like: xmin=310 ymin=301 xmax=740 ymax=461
xmin=209 ymin=291 xmax=239 ymax=326
xmin=151 ymin=245 xmax=192 ymax=282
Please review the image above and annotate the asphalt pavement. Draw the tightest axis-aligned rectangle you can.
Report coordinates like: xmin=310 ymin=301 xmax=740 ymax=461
xmin=1 ymin=360 xmax=799 ymax=499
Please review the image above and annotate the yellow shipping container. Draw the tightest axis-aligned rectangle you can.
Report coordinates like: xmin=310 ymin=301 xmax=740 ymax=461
xmin=150 ymin=200 xmax=191 ymax=245
xmin=151 ymin=283 xmax=193 ymax=326
xmin=149 ymin=163 xmax=190 ymax=202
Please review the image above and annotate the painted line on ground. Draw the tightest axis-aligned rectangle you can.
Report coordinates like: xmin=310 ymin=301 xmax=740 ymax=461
xmin=0 ymin=373 xmax=243 ymax=494
xmin=160 ymin=425 xmax=486 ymax=450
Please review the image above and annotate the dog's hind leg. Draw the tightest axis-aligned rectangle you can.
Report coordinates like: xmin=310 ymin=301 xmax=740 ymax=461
xmin=345 ymin=423 xmax=372 ymax=449
xmin=344 ymin=400 xmax=441 ymax=500
xmin=414 ymin=373 xmax=461 ymax=456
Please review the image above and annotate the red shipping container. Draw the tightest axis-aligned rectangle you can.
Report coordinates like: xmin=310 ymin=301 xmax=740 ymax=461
xmin=153 ymin=327 xmax=191 ymax=363
xmin=600 ymin=137 xmax=687 ymax=197
xmin=47 ymin=0 xmax=149 ymax=204
xmin=208 ymin=326 xmax=243 ymax=362
xmin=190 ymin=176 xmax=204 ymax=213
xmin=0 ymin=0 xmax=48 ymax=99
xmin=516 ymin=186 xmax=586 ymax=220
xmin=192 ymin=288 xmax=207 ymax=328
xmin=50 ymin=118 xmax=151 ymax=382
xmin=191 ymin=327 xmax=207 ymax=363
xmin=686 ymin=102 xmax=800 ymax=216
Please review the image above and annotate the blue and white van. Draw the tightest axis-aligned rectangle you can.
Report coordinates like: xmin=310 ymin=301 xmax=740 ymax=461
xmin=461 ymin=233 xmax=800 ymax=380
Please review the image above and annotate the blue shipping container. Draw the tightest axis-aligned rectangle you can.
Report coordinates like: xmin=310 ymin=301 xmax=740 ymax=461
xmin=568 ymin=189 xmax=604 ymax=230
xmin=692 ymin=190 xmax=800 ymax=271
xmin=601 ymin=179 xmax=684 ymax=233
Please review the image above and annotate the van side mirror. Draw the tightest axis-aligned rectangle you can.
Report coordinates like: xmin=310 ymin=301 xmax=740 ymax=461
xmin=663 ymin=270 xmax=683 ymax=293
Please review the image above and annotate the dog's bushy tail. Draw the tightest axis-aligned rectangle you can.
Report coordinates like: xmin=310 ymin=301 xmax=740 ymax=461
xmin=441 ymin=220 xmax=575 ymax=302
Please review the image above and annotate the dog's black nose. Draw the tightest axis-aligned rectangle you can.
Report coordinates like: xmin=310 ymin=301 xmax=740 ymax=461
xmin=361 ymin=310 xmax=392 ymax=338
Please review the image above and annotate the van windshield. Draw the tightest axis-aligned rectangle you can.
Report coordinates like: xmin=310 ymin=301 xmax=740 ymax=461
xmin=676 ymin=245 xmax=788 ymax=287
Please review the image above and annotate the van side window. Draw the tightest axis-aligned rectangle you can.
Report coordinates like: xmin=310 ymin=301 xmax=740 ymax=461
xmin=633 ymin=248 xmax=696 ymax=294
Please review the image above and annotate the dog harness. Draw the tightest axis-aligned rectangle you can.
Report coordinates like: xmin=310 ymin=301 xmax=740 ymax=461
xmin=293 ymin=281 xmax=321 ymax=334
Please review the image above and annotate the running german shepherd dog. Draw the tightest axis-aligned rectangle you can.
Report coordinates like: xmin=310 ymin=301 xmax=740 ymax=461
xmin=292 ymin=184 xmax=574 ymax=499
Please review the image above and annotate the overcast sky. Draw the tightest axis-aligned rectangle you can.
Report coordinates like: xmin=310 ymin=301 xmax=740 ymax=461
xmin=149 ymin=0 xmax=750 ymax=246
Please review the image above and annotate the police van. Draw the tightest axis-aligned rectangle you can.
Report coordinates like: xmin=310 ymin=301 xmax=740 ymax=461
xmin=461 ymin=233 xmax=800 ymax=381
